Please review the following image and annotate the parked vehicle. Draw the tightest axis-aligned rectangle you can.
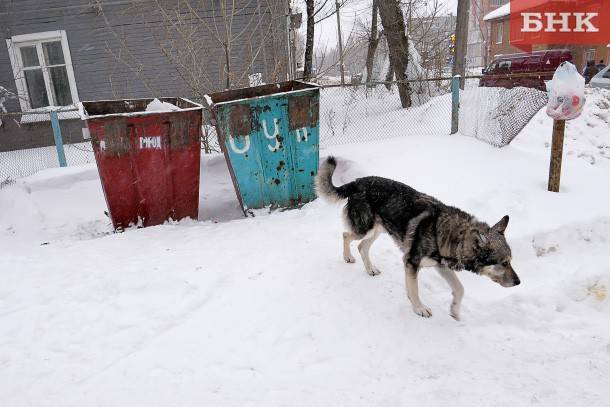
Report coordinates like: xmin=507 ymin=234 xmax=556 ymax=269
xmin=480 ymin=49 xmax=574 ymax=91
xmin=590 ymin=65 xmax=610 ymax=90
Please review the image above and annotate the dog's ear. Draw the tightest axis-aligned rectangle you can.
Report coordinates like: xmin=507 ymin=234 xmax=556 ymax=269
xmin=491 ymin=215 xmax=509 ymax=234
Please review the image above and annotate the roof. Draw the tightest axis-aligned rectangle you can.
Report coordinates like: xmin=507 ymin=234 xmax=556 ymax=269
xmin=483 ymin=3 xmax=509 ymax=21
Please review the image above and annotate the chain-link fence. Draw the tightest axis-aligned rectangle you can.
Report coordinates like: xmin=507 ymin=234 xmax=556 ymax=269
xmin=459 ymin=77 xmax=549 ymax=147
xmin=0 ymin=108 xmax=95 ymax=188
xmin=0 ymin=74 xmax=550 ymax=188
xmin=319 ymin=79 xmax=453 ymax=146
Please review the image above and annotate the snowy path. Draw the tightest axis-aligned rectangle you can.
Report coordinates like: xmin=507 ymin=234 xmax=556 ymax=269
xmin=1 ymin=115 xmax=610 ymax=406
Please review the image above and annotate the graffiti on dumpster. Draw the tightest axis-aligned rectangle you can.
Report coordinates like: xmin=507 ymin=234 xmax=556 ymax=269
xmin=139 ymin=136 xmax=162 ymax=149
xmin=295 ymin=128 xmax=308 ymax=142
xmin=228 ymin=117 xmax=310 ymax=155
xmin=229 ymin=134 xmax=251 ymax=154
xmin=263 ymin=119 xmax=281 ymax=152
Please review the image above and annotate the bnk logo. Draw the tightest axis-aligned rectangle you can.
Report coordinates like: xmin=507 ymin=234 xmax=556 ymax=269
xmin=510 ymin=0 xmax=610 ymax=52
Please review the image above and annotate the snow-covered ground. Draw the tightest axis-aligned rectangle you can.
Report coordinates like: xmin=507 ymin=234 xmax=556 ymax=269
xmin=1 ymin=90 xmax=610 ymax=407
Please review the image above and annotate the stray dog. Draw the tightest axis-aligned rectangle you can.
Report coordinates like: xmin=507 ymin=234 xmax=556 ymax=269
xmin=315 ymin=156 xmax=520 ymax=320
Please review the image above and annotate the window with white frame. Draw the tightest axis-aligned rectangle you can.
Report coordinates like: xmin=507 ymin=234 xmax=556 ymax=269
xmin=6 ymin=30 xmax=79 ymax=112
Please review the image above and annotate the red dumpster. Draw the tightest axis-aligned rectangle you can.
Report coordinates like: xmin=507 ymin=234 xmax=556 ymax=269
xmin=79 ymin=98 xmax=203 ymax=229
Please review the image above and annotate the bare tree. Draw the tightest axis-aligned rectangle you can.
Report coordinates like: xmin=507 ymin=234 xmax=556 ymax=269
xmin=364 ymin=0 xmax=382 ymax=85
xmin=303 ymin=0 xmax=315 ymax=80
xmin=302 ymin=0 xmax=351 ymax=80
xmin=378 ymin=0 xmax=411 ymax=108
xmin=95 ymin=0 xmax=288 ymax=96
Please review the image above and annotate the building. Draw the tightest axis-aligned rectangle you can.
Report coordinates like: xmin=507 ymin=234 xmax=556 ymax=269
xmin=467 ymin=0 xmax=508 ymax=69
xmin=0 ymin=0 xmax=289 ymax=152
xmin=483 ymin=2 xmax=610 ymax=70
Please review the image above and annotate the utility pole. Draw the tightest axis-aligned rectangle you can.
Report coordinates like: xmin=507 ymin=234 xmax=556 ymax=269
xmin=335 ymin=0 xmax=345 ymax=85
xmin=453 ymin=0 xmax=470 ymax=89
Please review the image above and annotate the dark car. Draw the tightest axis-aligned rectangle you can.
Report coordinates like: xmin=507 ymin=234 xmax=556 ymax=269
xmin=480 ymin=49 xmax=574 ymax=91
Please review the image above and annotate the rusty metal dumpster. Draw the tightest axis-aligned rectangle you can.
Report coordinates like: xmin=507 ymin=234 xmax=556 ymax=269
xmin=80 ymin=98 xmax=203 ymax=229
xmin=205 ymin=81 xmax=320 ymax=214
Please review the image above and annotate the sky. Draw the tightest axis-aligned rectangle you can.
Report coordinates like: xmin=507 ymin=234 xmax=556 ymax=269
xmin=303 ymin=0 xmax=459 ymax=49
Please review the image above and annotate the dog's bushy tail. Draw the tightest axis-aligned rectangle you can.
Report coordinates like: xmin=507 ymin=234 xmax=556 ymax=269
xmin=315 ymin=156 xmax=346 ymax=202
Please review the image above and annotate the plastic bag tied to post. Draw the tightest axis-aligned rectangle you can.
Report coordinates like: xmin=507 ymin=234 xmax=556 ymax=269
xmin=546 ymin=62 xmax=585 ymax=121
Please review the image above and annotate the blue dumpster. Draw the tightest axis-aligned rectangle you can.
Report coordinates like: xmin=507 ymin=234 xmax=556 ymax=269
xmin=205 ymin=81 xmax=320 ymax=214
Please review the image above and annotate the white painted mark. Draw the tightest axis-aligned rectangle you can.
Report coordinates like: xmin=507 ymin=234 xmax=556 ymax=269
xmin=262 ymin=118 xmax=281 ymax=152
xmin=295 ymin=127 xmax=308 ymax=142
xmin=229 ymin=135 xmax=251 ymax=154
xmin=139 ymin=136 xmax=162 ymax=149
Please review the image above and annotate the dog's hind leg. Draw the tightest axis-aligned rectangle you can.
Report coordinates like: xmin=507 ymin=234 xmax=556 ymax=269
xmin=358 ymin=225 xmax=382 ymax=276
xmin=437 ymin=267 xmax=464 ymax=321
xmin=404 ymin=260 xmax=432 ymax=318
xmin=342 ymin=193 xmax=375 ymax=265
xmin=343 ymin=231 xmax=359 ymax=263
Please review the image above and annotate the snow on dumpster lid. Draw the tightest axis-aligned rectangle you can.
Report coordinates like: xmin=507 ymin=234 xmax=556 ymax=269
xmin=145 ymin=98 xmax=181 ymax=112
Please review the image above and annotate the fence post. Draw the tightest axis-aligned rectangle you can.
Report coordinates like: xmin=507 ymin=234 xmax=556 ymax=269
xmin=50 ymin=111 xmax=67 ymax=167
xmin=451 ymin=75 xmax=460 ymax=134
xmin=547 ymin=119 xmax=566 ymax=192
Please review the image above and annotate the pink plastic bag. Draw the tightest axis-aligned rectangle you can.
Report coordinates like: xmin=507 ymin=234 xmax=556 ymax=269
xmin=546 ymin=62 xmax=585 ymax=121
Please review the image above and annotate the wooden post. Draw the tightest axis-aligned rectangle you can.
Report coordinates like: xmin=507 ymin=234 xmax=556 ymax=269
xmin=50 ymin=110 xmax=67 ymax=167
xmin=452 ymin=0 xmax=470 ymax=89
xmin=451 ymin=75 xmax=460 ymax=134
xmin=547 ymin=119 xmax=565 ymax=192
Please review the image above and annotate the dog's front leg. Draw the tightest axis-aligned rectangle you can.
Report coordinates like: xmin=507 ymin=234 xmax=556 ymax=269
xmin=404 ymin=262 xmax=432 ymax=318
xmin=437 ymin=267 xmax=464 ymax=320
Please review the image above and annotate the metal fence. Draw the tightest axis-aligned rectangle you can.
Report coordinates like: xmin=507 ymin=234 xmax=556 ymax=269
xmin=0 ymin=108 xmax=95 ymax=188
xmin=0 ymin=74 xmax=549 ymax=188
xmin=459 ymin=77 xmax=549 ymax=147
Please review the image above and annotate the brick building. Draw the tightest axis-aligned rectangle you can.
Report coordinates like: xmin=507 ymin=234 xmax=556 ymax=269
xmin=467 ymin=0 xmax=509 ymax=68
xmin=483 ymin=2 xmax=610 ymax=71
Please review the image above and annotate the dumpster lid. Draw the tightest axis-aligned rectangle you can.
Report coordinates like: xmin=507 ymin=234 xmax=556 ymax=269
xmin=79 ymin=97 xmax=202 ymax=120
xmin=204 ymin=80 xmax=319 ymax=107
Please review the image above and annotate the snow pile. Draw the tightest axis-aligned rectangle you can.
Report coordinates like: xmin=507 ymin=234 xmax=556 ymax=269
xmin=1 ymin=89 xmax=609 ymax=406
xmin=145 ymin=98 xmax=181 ymax=112
xmin=513 ymin=88 xmax=610 ymax=167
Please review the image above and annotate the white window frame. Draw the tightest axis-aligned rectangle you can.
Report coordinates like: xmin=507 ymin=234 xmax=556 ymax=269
xmin=6 ymin=30 xmax=79 ymax=122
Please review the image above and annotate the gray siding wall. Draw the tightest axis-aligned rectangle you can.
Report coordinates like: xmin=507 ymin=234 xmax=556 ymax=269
xmin=0 ymin=0 xmax=289 ymax=151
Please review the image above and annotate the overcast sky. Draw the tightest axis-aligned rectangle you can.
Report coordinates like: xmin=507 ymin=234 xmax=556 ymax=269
xmin=306 ymin=0 xmax=459 ymax=49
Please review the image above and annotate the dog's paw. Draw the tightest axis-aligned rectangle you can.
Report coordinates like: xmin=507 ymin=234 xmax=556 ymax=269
xmin=344 ymin=254 xmax=356 ymax=263
xmin=366 ymin=266 xmax=382 ymax=276
xmin=450 ymin=302 xmax=461 ymax=321
xmin=413 ymin=305 xmax=432 ymax=318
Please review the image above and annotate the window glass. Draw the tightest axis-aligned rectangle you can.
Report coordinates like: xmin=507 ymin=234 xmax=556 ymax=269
xmin=42 ymin=41 xmax=65 ymax=65
xmin=603 ymin=68 xmax=610 ymax=79
xmin=496 ymin=24 xmax=503 ymax=43
xmin=24 ymin=69 xmax=49 ymax=108
xmin=49 ymin=66 xmax=72 ymax=105
xmin=20 ymin=46 xmax=40 ymax=67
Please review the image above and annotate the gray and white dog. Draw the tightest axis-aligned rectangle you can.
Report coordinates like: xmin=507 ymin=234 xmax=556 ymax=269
xmin=315 ymin=156 xmax=520 ymax=320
